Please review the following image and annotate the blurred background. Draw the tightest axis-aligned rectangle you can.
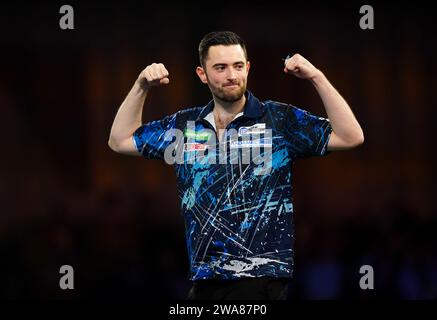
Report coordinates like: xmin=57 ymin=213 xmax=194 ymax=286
xmin=0 ymin=1 xmax=436 ymax=300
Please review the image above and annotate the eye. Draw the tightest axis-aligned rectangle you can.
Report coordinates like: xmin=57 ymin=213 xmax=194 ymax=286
xmin=215 ymin=65 xmax=225 ymax=71
xmin=235 ymin=64 xmax=244 ymax=70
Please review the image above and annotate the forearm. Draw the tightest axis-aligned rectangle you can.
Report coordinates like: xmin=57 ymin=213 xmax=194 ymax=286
xmin=310 ymin=71 xmax=364 ymax=144
xmin=108 ymin=79 xmax=148 ymax=148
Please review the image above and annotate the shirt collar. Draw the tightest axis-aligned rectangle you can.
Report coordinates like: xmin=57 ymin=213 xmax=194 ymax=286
xmin=196 ymin=90 xmax=264 ymax=121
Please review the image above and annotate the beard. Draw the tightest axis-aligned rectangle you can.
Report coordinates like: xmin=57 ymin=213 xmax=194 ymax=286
xmin=210 ymin=81 xmax=247 ymax=103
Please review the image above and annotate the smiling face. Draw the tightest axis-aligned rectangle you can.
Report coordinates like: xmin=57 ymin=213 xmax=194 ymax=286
xmin=196 ymin=44 xmax=250 ymax=103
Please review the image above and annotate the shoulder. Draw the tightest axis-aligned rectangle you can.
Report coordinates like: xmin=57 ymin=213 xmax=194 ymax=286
xmin=150 ymin=106 xmax=203 ymax=128
xmin=173 ymin=105 xmax=204 ymax=121
xmin=262 ymin=100 xmax=290 ymax=112
xmin=261 ymin=100 xmax=301 ymax=123
xmin=263 ymin=100 xmax=307 ymax=114
xmin=262 ymin=100 xmax=313 ymax=122
xmin=178 ymin=105 xmax=204 ymax=116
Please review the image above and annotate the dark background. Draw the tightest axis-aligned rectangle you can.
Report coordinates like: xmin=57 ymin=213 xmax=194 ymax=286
xmin=0 ymin=1 xmax=436 ymax=300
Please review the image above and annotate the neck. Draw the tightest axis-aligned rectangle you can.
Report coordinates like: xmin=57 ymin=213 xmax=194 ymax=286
xmin=213 ymin=94 xmax=246 ymax=119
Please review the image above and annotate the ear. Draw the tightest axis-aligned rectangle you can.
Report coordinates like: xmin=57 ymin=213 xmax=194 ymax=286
xmin=246 ymin=61 xmax=250 ymax=74
xmin=196 ymin=66 xmax=208 ymax=84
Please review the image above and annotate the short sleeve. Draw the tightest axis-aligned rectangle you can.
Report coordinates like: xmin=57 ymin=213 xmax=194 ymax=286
xmin=283 ymin=105 xmax=332 ymax=158
xmin=132 ymin=112 xmax=178 ymax=160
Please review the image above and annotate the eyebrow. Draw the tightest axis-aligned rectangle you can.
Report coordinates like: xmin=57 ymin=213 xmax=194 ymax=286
xmin=212 ymin=61 xmax=245 ymax=68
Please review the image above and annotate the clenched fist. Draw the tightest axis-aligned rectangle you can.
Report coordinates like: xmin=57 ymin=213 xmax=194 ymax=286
xmin=284 ymin=54 xmax=320 ymax=80
xmin=138 ymin=63 xmax=170 ymax=89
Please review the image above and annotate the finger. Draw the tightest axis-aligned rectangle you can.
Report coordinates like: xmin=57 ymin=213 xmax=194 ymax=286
xmin=288 ymin=54 xmax=303 ymax=67
xmin=283 ymin=57 xmax=290 ymax=67
xmin=291 ymin=54 xmax=302 ymax=62
xmin=157 ymin=63 xmax=169 ymax=79
xmin=148 ymin=64 xmax=159 ymax=81
xmin=285 ymin=65 xmax=300 ymax=75
xmin=285 ymin=60 xmax=298 ymax=72
xmin=155 ymin=64 xmax=165 ymax=79
xmin=160 ymin=77 xmax=170 ymax=85
xmin=144 ymin=69 xmax=154 ymax=83
xmin=161 ymin=65 xmax=169 ymax=78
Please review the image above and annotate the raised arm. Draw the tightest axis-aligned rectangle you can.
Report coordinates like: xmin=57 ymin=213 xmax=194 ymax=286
xmin=284 ymin=54 xmax=364 ymax=151
xmin=108 ymin=63 xmax=170 ymax=155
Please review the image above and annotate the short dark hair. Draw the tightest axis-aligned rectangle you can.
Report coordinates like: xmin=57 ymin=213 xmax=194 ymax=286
xmin=198 ymin=31 xmax=248 ymax=67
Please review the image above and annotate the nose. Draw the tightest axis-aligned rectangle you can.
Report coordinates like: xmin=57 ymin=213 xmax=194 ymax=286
xmin=226 ymin=68 xmax=237 ymax=81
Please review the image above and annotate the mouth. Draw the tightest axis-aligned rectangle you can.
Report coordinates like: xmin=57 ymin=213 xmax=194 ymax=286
xmin=223 ymin=84 xmax=239 ymax=88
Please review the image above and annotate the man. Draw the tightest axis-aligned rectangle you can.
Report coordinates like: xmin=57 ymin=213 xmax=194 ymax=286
xmin=108 ymin=31 xmax=364 ymax=300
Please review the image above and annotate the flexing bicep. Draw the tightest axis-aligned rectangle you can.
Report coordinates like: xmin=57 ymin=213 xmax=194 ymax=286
xmin=327 ymin=131 xmax=354 ymax=151
xmin=108 ymin=136 xmax=142 ymax=156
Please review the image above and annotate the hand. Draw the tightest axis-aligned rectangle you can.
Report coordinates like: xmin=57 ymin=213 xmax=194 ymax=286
xmin=284 ymin=54 xmax=320 ymax=80
xmin=138 ymin=63 xmax=170 ymax=89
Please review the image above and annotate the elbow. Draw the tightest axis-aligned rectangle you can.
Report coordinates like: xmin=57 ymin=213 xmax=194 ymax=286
xmin=350 ymin=130 xmax=364 ymax=148
xmin=338 ymin=130 xmax=364 ymax=149
xmin=108 ymin=137 xmax=120 ymax=153
xmin=357 ymin=132 xmax=365 ymax=146
xmin=330 ymin=129 xmax=364 ymax=151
